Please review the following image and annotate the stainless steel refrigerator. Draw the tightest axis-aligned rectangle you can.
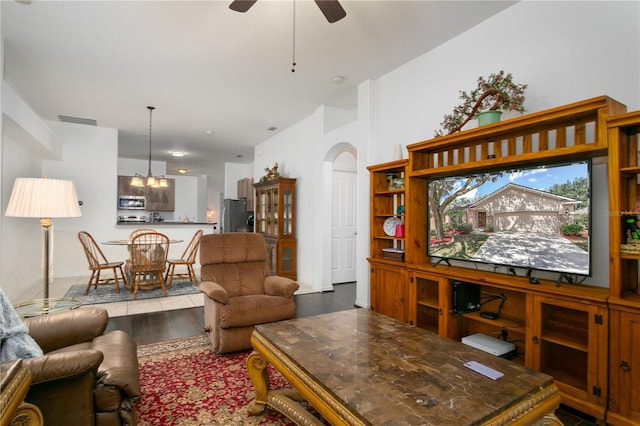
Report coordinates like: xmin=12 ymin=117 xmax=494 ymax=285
xmin=221 ymin=198 xmax=251 ymax=233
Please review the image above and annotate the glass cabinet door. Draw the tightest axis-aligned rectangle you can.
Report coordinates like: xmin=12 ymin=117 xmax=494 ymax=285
xmin=283 ymin=189 xmax=292 ymax=236
xmin=259 ymin=192 xmax=267 ymax=233
xmin=265 ymin=190 xmax=272 ymax=235
xmin=272 ymin=187 xmax=278 ymax=236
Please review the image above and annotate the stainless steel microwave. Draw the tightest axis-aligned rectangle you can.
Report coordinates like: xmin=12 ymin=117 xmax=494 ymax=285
xmin=118 ymin=195 xmax=146 ymax=210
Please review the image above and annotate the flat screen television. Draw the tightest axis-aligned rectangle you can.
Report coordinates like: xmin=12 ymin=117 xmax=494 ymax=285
xmin=427 ymin=160 xmax=591 ymax=278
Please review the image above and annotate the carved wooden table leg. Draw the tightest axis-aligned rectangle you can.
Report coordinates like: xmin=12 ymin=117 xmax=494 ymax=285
xmin=246 ymin=351 xmax=270 ymax=416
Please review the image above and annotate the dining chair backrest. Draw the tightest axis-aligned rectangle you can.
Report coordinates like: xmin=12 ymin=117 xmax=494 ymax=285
xmin=78 ymin=231 xmax=109 ymax=268
xmin=129 ymin=228 xmax=157 ymax=240
xmin=181 ymin=229 xmax=204 ymax=262
xmin=129 ymin=232 xmax=169 ymax=273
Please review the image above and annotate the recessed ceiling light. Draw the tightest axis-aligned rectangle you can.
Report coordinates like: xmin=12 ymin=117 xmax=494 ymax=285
xmin=205 ymin=130 xmax=215 ymax=135
xmin=178 ymin=168 xmax=188 ymax=174
xmin=267 ymin=126 xmax=277 ymax=132
xmin=332 ymin=76 xmax=345 ymax=84
xmin=236 ymin=155 xmax=243 ymax=158
xmin=171 ymin=151 xmax=185 ymax=157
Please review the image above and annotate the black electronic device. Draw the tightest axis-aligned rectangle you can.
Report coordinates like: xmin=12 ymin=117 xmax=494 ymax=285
xmin=451 ymin=280 xmax=480 ymax=313
xmin=480 ymin=311 xmax=499 ymax=320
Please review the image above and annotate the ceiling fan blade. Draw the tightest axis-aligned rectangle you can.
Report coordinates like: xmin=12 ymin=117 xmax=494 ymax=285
xmin=229 ymin=0 xmax=257 ymax=13
xmin=314 ymin=0 xmax=346 ymax=23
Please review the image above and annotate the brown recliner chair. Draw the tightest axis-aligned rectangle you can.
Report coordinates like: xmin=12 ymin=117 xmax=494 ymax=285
xmin=22 ymin=307 xmax=140 ymax=426
xmin=199 ymin=233 xmax=299 ymax=354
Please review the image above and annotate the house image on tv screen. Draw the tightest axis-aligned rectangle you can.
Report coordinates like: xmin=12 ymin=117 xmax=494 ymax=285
xmin=467 ymin=183 xmax=580 ymax=234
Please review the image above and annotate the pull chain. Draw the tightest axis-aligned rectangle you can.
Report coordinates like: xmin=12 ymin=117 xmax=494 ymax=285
xmin=291 ymin=0 xmax=296 ymax=72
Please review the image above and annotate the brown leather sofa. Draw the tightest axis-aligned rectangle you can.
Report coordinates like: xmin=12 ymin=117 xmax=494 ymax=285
xmin=22 ymin=307 xmax=140 ymax=426
xmin=199 ymin=233 xmax=299 ymax=354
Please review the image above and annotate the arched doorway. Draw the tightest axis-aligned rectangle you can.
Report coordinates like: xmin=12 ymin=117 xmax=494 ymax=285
xmin=321 ymin=143 xmax=357 ymax=290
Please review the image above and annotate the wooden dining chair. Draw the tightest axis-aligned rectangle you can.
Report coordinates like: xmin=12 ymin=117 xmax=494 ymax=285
xmin=129 ymin=228 xmax=156 ymax=240
xmin=77 ymin=231 xmax=127 ymax=295
xmin=129 ymin=231 xmax=169 ymax=300
xmin=165 ymin=229 xmax=203 ymax=288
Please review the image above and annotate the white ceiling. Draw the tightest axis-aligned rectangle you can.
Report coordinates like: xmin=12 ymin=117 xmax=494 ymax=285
xmin=2 ymin=0 xmax=515 ymax=179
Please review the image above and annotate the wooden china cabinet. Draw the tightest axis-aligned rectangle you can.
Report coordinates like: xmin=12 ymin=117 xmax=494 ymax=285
xmin=253 ymin=177 xmax=297 ymax=280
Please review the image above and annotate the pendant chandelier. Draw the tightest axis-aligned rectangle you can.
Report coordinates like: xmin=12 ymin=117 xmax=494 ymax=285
xmin=131 ymin=106 xmax=168 ymax=188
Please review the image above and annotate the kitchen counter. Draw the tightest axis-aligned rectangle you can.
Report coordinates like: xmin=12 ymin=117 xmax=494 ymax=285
xmin=116 ymin=221 xmax=217 ymax=226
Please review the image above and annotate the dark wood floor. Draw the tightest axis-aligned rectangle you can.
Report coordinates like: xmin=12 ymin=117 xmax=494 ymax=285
xmin=105 ymin=281 xmax=357 ymax=345
xmin=106 ymin=282 xmax=596 ymax=426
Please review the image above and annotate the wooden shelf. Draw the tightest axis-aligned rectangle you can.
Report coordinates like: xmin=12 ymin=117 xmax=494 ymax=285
xmin=620 ymin=252 xmax=640 ymax=260
xmin=542 ymin=367 xmax=587 ymax=393
xmin=462 ymin=311 xmax=524 ymax=334
xmin=541 ymin=333 xmax=588 ymax=352
xmin=373 ymin=189 xmax=405 ymax=196
xmin=417 ymin=299 xmax=439 ymax=310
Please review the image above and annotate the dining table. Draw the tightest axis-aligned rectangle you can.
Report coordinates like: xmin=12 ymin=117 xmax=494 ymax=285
xmin=101 ymin=239 xmax=184 ymax=245
xmin=101 ymin=238 xmax=184 ymax=292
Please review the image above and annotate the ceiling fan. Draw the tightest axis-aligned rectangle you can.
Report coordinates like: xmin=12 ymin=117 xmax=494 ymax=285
xmin=229 ymin=0 xmax=346 ymax=23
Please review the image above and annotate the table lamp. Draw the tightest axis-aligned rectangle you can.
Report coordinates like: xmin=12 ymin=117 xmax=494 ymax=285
xmin=4 ymin=177 xmax=82 ymax=312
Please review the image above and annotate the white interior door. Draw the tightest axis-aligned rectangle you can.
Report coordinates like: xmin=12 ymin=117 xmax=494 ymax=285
xmin=331 ymin=169 xmax=357 ymax=284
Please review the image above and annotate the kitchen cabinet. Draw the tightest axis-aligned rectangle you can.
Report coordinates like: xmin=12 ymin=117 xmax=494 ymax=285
xmin=117 ymin=175 xmax=175 ymax=211
xmin=237 ymin=177 xmax=254 ymax=211
xmin=118 ymin=175 xmax=145 ymax=197
xmin=145 ymin=179 xmax=175 ymax=211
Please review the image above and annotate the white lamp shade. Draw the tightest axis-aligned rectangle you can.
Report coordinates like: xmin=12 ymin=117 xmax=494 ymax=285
xmin=5 ymin=177 xmax=82 ymax=218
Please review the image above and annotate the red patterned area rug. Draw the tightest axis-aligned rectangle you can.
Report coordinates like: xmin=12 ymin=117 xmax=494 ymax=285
xmin=136 ymin=334 xmax=296 ymax=425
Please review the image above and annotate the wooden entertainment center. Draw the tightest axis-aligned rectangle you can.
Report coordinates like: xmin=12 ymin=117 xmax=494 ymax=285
xmin=368 ymin=96 xmax=640 ymax=424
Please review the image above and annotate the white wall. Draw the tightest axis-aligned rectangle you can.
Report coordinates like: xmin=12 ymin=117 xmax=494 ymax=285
xmin=255 ymin=1 xmax=640 ymax=304
xmin=43 ymin=121 xmax=120 ymax=281
xmin=1 ymin=83 xmax=64 ymax=300
xmin=173 ymin=174 xmax=199 ymax=222
xmin=206 ymin=175 xmax=223 ymax=227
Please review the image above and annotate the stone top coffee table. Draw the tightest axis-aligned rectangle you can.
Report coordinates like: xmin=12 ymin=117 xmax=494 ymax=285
xmin=247 ymin=308 xmax=562 ymax=425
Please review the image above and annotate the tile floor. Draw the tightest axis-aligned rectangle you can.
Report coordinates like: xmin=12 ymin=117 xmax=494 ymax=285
xmin=12 ymin=273 xmax=317 ymax=318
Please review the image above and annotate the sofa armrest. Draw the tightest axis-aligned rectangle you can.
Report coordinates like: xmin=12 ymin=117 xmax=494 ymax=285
xmin=92 ymin=330 xmax=141 ymax=399
xmin=264 ymin=276 xmax=300 ymax=298
xmin=200 ymin=281 xmax=229 ymax=304
xmin=23 ymin=350 xmax=103 ymax=384
xmin=24 ymin=308 xmax=108 ymax=353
